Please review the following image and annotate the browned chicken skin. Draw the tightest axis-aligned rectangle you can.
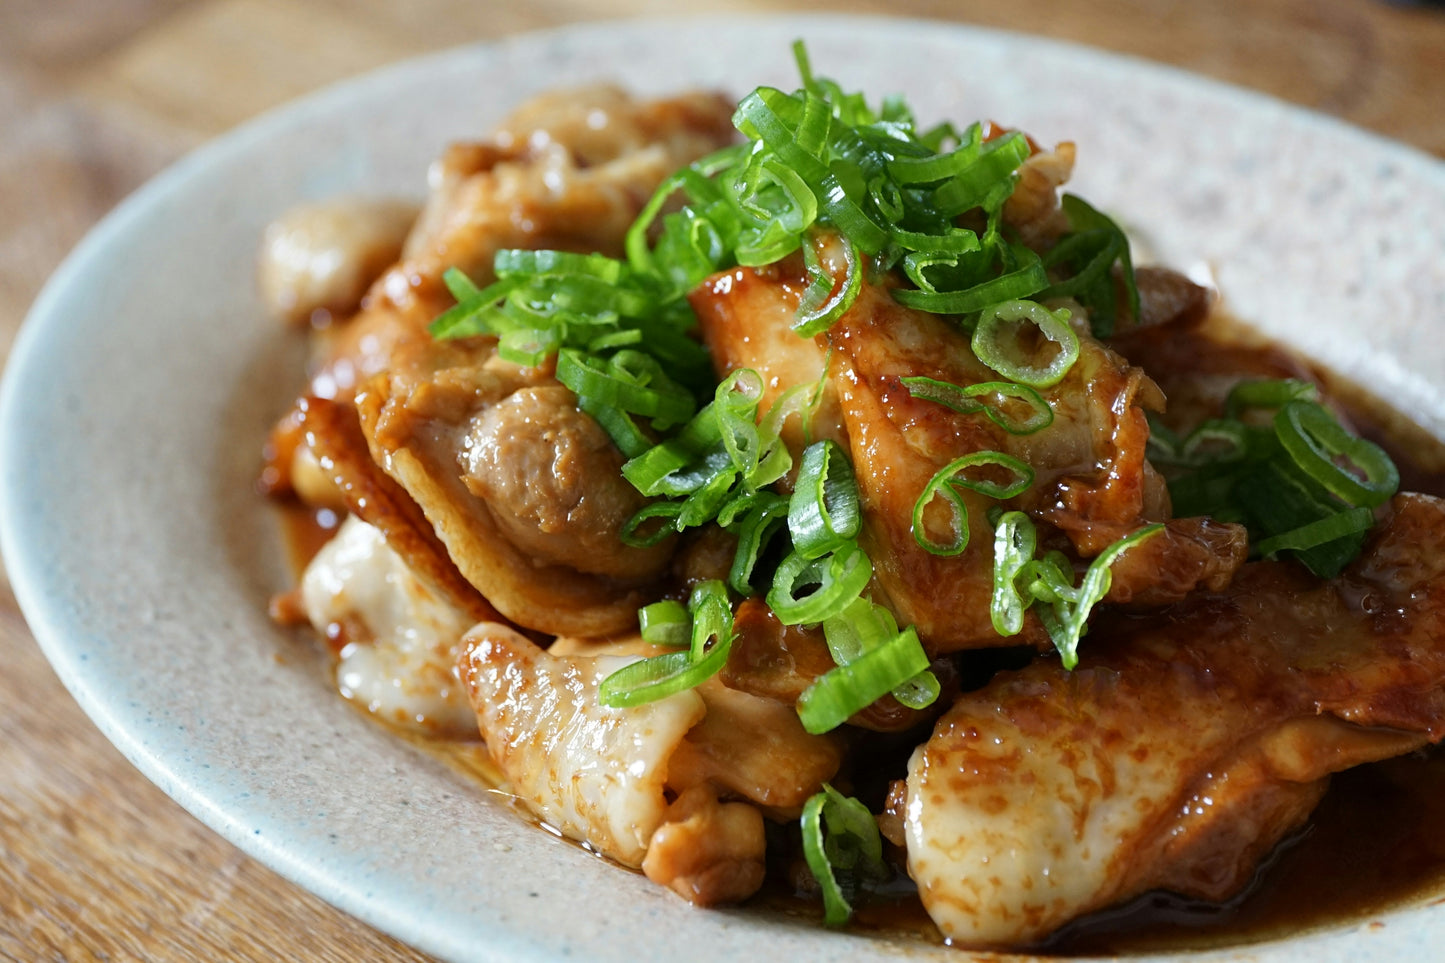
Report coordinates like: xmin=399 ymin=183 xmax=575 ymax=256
xmin=904 ymin=493 xmax=1445 ymax=947
xmin=260 ymin=80 xmax=1445 ymax=951
xmin=691 ymin=237 xmax=1247 ymax=653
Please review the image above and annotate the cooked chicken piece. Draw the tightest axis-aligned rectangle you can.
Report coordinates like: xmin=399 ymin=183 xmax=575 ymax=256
xmin=904 ymin=493 xmax=1445 ymax=948
xmin=1002 ymin=141 xmax=1075 ymax=249
xmin=290 ymin=87 xmax=733 ymax=403
xmin=1100 ymin=514 xmax=1247 ymax=604
xmin=461 ymin=384 xmax=668 ymax=580
xmin=458 ymin=623 xmax=706 ymax=867
xmin=668 ymin=677 xmax=843 ymax=816
xmin=691 ymin=236 xmax=1247 ymax=652
xmin=393 ymin=86 xmax=736 ymax=308
xmin=258 ymin=198 xmax=418 ymax=325
xmin=718 ymin=597 xmax=838 ymax=705
xmin=548 ymin=635 xmax=842 ymax=816
xmin=301 ymin=515 xmax=480 ymax=737
xmin=290 ymin=395 xmax=498 ymax=621
xmin=356 ymin=351 xmax=670 ymax=637
xmin=642 ymin=785 xmax=767 ymax=906
xmin=1116 ymin=264 xmax=1212 ymax=335
xmin=269 ymin=88 xmax=737 ymax=634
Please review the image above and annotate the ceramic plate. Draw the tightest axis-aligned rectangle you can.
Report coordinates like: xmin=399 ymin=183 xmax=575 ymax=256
xmin=3 ymin=15 xmax=1443 ymax=963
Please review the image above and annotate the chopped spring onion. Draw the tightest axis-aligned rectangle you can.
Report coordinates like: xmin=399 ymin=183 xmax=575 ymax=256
xmin=1034 ymin=523 xmax=1164 ymax=669
xmin=768 ymin=540 xmax=873 ymax=626
xmin=637 ymin=600 xmax=690 ymax=648
xmin=971 ymin=300 xmax=1081 ymax=388
xmin=1225 ymin=378 xmax=1318 ymax=419
xmin=726 ymin=492 xmax=790 ymax=594
xmin=989 ymin=513 xmax=1165 ymax=668
xmin=989 ymin=510 xmax=1037 ymax=636
xmin=1036 ymin=194 xmax=1139 ymax=338
xmin=890 ymin=246 xmax=1049 ymax=314
xmin=1234 ymin=458 xmax=1373 ymax=578
xmin=911 ymin=451 xmax=1034 ymax=556
xmin=556 ymin=349 xmax=696 ymax=430
xmin=798 ymin=624 xmax=931 ymax=733
xmin=1154 ymin=379 xmax=1399 ymax=577
xmin=795 ymin=233 xmax=863 ymax=337
xmin=1255 ymin=506 xmax=1374 ymax=557
xmin=788 ymin=440 xmax=862 ymax=559
xmin=812 ymin=596 xmax=940 ymax=722
xmin=598 ymin=580 xmax=734 ymax=708
xmin=1274 ymin=400 xmax=1398 ymax=509
xmin=800 ymin=785 xmax=888 ymax=927
xmin=902 ymin=376 xmax=1054 ymax=435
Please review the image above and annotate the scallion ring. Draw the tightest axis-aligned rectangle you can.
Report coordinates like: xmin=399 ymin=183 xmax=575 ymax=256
xmin=788 ymin=440 xmax=862 ymax=559
xmin=1274 ymin=400 xmax=1399 ymax=509
xmin=911 ymin=451 xmax=1035 ymax=556
xmin=971 ymin=300 xmax=1081 ymax=388
xmin=902 ymin=376 xmax=1054 ymax=435
xmin=797 ymin=626 xmax=931 ymax=734
xmin=768 ymin=541 xmax=873 ymax=626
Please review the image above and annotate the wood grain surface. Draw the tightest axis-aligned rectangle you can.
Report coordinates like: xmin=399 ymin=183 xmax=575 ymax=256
xmin=0 ymin=1 xmax=1441 ymax=960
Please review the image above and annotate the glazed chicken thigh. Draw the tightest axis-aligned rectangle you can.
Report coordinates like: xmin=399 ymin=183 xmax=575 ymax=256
xmin=903 ymin=493 xmax=1445 ymax=947
xmin=691 ymin=238 xmax=1247 ymax=654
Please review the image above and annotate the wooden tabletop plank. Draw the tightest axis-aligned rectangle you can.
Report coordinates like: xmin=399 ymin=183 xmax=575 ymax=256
xmin=0 ymin=1 xmax=1441 ymax=960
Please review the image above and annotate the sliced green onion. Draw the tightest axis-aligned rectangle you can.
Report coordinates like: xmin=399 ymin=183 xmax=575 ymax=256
xmin=1044 ymin=524 xmax=1164 ymax=669
xmin=714 ymin=368 xmax=766 ymax=476
xmin=1274 ymin=400 xmax=1398 ymax=509
xmin=638 ymin=600 xmax=690 ymax=648
xmin=768 ymin=541 xmax=873 ymax=625
xmin=618 ymin=501 xmax=684 ymax=548
xmin=990 ymin=510 xmax=1037 ymax=636
xmin=726 ymin=492 xmax=790 ymax=595
xmin=794 ymin=232 xmax=863 ymax=336
xmin=580 ymin=400 xmax=652 ymax=459
xmin=1177 ymin=419 xmax=1252 ymax=467
xmin=1234 ymin=459 xmax=1371 ymax=579
xmin=788 ymin=440 xmax=862 ymax=559
xmin=1225 ymin=378 xmax=1319 ymax=419
xmin=1036 ymin=195 xmax=1138 ymax=337
xmin=930 ymin=133 xmax=1030 ymax=216
xmin=1256 ymin=506 xmax=1374 ymax=557
xmin=971 ymin=300 xmax=1080 ymax=388
xmin=797 ymin=626 xmax=930 ymax=733
xmin=902 ymin=376 xmax=1054 ymax=435
xmin=556 ymin=349 xmax=695 ymax=428
xmin=891 ymin=249 xmax=1048 ymax=314
xmin=598 ymin=581 xmax=734 ymax=708
xmin=820 ymin=595 xmax=895 ymax=664
xmin=800 ymin=785 xmax=887 ymax=927
xmin=494 ymin=248 xmax=625 ymax=282
xmin=911 ymin=451 xmax=1034 ymax=556
xmin=890 ymin=669 xmax=941 ymax=710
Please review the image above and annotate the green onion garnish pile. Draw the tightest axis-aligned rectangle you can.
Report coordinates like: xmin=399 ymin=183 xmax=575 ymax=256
xmin=1149 ymin=379 xmax=1398 ymax=578
xmin=426 ymin=42 xmax=1402 ymax=924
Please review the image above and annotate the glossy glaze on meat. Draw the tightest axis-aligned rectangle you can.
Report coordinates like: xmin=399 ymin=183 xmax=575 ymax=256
xmin=691 ymin=236 xmax=1247 ymax=654
xmin=258 ymin=83 xmax=1445 ymax=951
xmin=904 ymin=493 xmax=1445 ymax=948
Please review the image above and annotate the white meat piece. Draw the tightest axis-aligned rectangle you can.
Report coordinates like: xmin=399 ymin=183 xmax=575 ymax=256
xmin=301 ymin=515 xmax=477 ymax=736
xmin=458 ymin=623 xmax=706 ymax=867
xmin=258 ymin=197 xmax=417 ymax=324
xmin=903 ymin=493 xmax=1445 ymax=947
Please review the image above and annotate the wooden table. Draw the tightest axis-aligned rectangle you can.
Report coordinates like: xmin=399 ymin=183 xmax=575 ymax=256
xmin=1 ymin=1 xmax=1441 ymax=958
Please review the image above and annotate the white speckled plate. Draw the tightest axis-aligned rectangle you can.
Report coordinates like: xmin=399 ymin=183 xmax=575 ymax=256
xmin=3 ymin=15 xmax=1443 ymax=963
